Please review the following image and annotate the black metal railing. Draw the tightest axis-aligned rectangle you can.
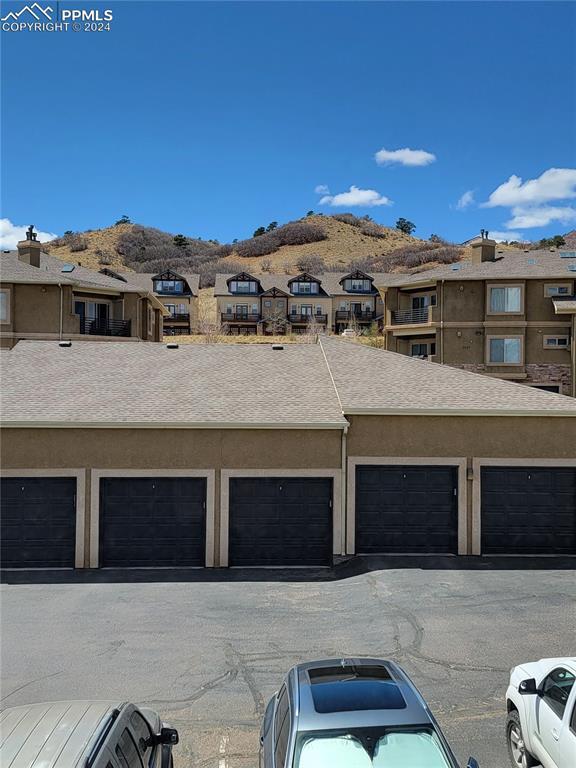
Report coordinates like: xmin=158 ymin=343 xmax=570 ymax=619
xmin=221 ymin=312 xmax=260 ymax=323
xmin=391 ymin=307 xmax=431 ymax=325
xmin=288 ymin=314 xmax=328 ymax=324
xmin=165 ymin=313 xmax=190 ymax=322
xmin=335 ymin=310 xmax=375 ymax=321
xmin=79 ymin=318 xmax=131 ymax=337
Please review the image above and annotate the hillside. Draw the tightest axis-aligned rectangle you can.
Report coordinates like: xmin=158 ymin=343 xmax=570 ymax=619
xmin=42 ymin=223 xmax=137 ymax=272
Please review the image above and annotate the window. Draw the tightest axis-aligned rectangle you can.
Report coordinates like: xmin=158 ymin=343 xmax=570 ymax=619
xmin=541 ymin=667 xmax=575 ymax=720
xmin=292 ymin=282 xmax=318 ymax=295
xmin=488 ymin=337 xmax=522 ymax=364
xmin=345 ymin=278 xmax=372 ymax=292
xmin=315 ymin=306 xmax=323 ymax=315
xmin=230 ymin=280 xmax=257 ymax=294
xmin=489 ymin=285 xmax=522 ymax=313
xmin=571 ymin=698 xmax=576 ymax=734
xmin=544 ymin=284 xmax=571 ymax=297
xmin=276 ymin=300 xmax=284 ymax=309
xmin=274 ymin=686 xmax=290 ymax=768
xmin=544 ymin=336 xmax=570 ymax=348
xmin=115 ymin=728 xmax=144 ymax=768
xmin=0 ymin=290 xmax=9 ymax=322
xmin=411 ymin=342 xmax=436 ymax=358
xmin=290 ymin=305 xmax=297 ymax=315
xmin=130 ymin=711 xmax=153 ymax=761
xmin=155 ymin=280 xmax=183 ymax=294
xmin=264 ymin=300 xmax=271 ymax=308
xmin=412 ymin=294 xmax=436 ymax=310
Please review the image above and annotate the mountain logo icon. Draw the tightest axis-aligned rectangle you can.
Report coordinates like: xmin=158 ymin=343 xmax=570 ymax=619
xmin=1 ymin=3 xmax=53 ymax=21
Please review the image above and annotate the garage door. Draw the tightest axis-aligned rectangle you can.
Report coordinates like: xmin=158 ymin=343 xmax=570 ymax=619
xmin=356 ymin=465 xmax=458 ymax=554
xmin=481 ymin=467 xmax=576 ymax=554
xmin=99 ymin=477 xmax=206 ymax=567
xmin=229 ymin=478 xmax=332 ymax=566
xmin=1 ymin=477 xmax=76 ymax=568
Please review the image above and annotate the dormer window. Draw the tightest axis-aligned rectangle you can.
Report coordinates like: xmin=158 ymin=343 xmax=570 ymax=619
xmin=230 ymin=279 xmax=258 ymax=294
xmin=344 ymin=278 xmax=372 ymax=292
xmin=292 ymin=282 xmax=319 ymax=295
xmin=155 ymin=279 xmax=184 ymax=294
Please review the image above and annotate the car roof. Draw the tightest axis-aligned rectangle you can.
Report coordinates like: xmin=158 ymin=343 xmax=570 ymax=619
xmin=290 ymin=658 xmax=433 ymax=732
xmin=0 ymin=701 xmax=124 ymax=768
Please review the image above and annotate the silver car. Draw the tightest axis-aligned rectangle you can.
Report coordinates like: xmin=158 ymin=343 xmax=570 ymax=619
xmin=0 ymin=700 xmax=179 ymax=768
xmin=260 ymin=657 xmax=479 ymax=768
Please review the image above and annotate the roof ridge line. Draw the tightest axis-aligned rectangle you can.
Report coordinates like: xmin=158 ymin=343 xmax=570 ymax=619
xmin=318 ymin=337 xmax=344 ymax=414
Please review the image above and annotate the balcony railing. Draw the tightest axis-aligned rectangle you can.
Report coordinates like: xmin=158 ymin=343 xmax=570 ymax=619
xmin=391 ymin=307 xmax=431 ymax=326
xmin=79 ymin=318 xmax=131 ymax=337
xmin=288 ymin=314 xmax=328 ymax=324
xmin=165 ymin=313 xmax=190 ymax=322
xmin=221 ymin=312 xmax=260 ymax=323
xmin=335 ymin=310 xmax=375 ymax=322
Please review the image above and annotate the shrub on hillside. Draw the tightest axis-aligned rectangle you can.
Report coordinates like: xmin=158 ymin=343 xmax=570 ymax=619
xmin=381 ymin=242 xmax=462 ymax=271
xmin=234 ymin=221 xmax=326 ymax=258
xmin=116 ymin=225 xmax=216 ymax=268
xmin=198 ymin=259 xmax=245 ymax=288
xmin=69 ymin=235 xmax=88 ymax=252
xmin=330 ymin=213 xmax=363 ymax=227
xmin=295 ymin=253 xmax=326 ymax=273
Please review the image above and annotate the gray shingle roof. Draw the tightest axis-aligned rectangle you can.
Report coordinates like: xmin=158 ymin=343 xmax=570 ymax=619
xmin=2 ymin=337 xmax=575 ymax=427
xmin=0 ymin=341 xmax=346 ymax=427
xmin=214 ymin=272 xmax=387 ymax=297
xmin=375 ymin=249 xmax=576 ymax=287
xmin=119 ymin=272 xmax=200 ymax=295
xmin=318 ymin=337 xmax=576 ymax=416
xmin=0 ymin=251 xmax=148 ymax=293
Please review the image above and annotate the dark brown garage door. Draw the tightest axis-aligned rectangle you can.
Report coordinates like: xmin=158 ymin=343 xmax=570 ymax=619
xmin=1 ymin=477 xmax=76 ymax=568
xmin=356 ymin=465 xmax=458 ymax=554
xmin=229 ymin=477 xmax=333 ymax=566
xmin=99 ymin=477 xmax=206 ymax=567
xmin=481 ymin=467 xmax=576 ymax=554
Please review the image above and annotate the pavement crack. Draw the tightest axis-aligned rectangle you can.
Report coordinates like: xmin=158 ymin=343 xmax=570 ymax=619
xmin=142 ymin=668 xmax=237 ymax=708
xmin=225 ymin=644 xmax=265 ymax=717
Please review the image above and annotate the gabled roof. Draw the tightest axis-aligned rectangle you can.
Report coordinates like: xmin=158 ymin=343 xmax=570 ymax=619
xmin=226 ymin=271 xmax=260 ymax=285
xmin=375 ymin=249 xmax=576 ymax=288
xmin=119 ymin=272 xmax=200 ymax=296
xmin=151 ymin=268 xmax=185 ymax=281
xmin=214 ymin=273 xmax=386 ymax=297
xmin=261 ymin=286 xmax=290 ymax=298
xmin=338 ymin=269 xmax=374 ymax=284
xmin=286 ymin=272 xmax=322 ymax=284
xmin=2 ymin=338 xmax=575 ymax=429
xmin=99 ymin=268 xmax=127 ymax=282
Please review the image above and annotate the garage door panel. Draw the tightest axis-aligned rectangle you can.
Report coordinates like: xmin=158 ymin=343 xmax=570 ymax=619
xmin=481 ymin=467 xmax=576 ymax=554
xmin=356 ymin=465 xmax=458 ymax=554
xmin=100 ymin=477 xmax=206 ymax=567
xmin=1 ymin=478 xmax=77 ymax=568
xmin=229 ymin=477 xmax=332 ymax=566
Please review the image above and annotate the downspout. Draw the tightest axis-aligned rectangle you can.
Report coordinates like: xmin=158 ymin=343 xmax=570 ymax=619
xmin=341 ymin=424 xmax=348 ymax=556
xmin=59 ymin=284 xmax=63 ymax=340
xmin=440 ymin=280 xmax=445 ymax=365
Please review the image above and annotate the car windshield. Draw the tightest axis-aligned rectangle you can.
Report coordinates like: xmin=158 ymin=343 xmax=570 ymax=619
xmin=293 ymin=728 xmax=452 ymax=768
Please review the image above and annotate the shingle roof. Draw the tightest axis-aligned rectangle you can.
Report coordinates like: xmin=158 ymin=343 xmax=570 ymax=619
xmin=119 ymin=272 xmax=200 ymax=295
xmin=375 ymin=249 xmax=576 ymax=287
xmin=318 ymin=337 xmax=576 ymax=416
xmin=2 ymin=337 xmax=575 ymax=427
xmin=0 ymin=251 xmax=147 ymax=293
xmin=214 ymin=272 xmax=386 ymax=297
xmin=0 ymin=341 xmax=346 ymax=427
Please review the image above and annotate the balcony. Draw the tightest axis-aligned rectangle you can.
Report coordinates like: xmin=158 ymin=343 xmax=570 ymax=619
xmin=335 ymin=310 xmax=375 ymax=322
xmin=80 ymin=318 xmax=131 ymax=337
xmin=288 ymin=314 xmax=328 ymax=324
xmin=390 ymin=307 xmax=432 ymax=326
xmin=221 ymin=312 xmax=260 ymax=323
xmin=165 ymin=313 xmax=190 ymax=323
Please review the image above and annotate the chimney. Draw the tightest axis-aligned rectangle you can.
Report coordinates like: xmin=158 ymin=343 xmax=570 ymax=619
xmin=17 ymin=224 xmax=42 ymax=268
xmin=470 ymin=229 xmax=496 ymax=263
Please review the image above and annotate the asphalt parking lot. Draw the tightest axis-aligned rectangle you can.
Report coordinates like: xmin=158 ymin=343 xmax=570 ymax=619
xmin=2 ymin=557 xmax=575 ymax=768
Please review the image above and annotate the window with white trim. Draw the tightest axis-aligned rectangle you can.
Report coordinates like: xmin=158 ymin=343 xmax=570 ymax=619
xmin=543 ymin=335 xmax=570 ymax=348
xmin=489 ymin=286 xmax=522 ymax=313
xmin=292 ymin=282 xmax=319 ymax=294
xmin=0 ymin=290 xmax=9 ymax=322
xmin=488 ymin=337 xmax=522 ymax=364
xmin=544 ymin=284 xmax=572 ymax=297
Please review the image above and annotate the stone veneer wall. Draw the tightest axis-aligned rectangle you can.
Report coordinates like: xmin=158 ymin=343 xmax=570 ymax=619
xmin=449 ymin=363 xmax=572 ymax=396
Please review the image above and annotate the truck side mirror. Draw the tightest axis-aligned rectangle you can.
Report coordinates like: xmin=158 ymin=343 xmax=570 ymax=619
xmin=518 ymin=678 xmax=538 ymax=695
xmin=158 ymin=727 xmax=179 ymax=745
xmin=467 ymin=758 xmax=479 ymax=768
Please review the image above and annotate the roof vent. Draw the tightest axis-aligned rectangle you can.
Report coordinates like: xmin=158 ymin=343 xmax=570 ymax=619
xmin=59 ymin=340 xmax=72 ymax=347
xmin=61 ymin=264 xmax=75 ymax=273
xmin=272 ymin=344 xmax=284 ymax=350
xmin=523 ymin=249 xmax=529 ymax=253
xmin=166 ymin=342 xmax=179 ymax=349
xmin=451 ymin=264 xmax=461 ymax=271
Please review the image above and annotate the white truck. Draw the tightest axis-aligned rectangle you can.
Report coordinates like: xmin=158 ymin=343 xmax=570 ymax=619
xmin=505 ymin=657 xmax=576 ymax=768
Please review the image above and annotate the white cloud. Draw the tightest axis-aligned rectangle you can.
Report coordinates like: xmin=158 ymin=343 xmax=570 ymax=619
xmin=375 ymin=147 xmax=436 ymax=167
xmin=314 ymin=184 xmax=330 ymax=195
xmin=504 ymin=205 xmax=576 ymax=229
xmin=455 ymin=190 xmax=475 ymax=210
xmin=318 ymin=185 xmax=392 ymax=208
xmin=0 ymin=218 xmax=59 ymax=250
xmin=483 ymin=168 xmax=576 ymax=208
xmin=488 ymin=230 xmax=525 ymax=243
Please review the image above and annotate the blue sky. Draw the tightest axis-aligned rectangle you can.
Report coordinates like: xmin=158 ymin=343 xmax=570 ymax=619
xmin=1 ymin=1 xmax=575 ymax=247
